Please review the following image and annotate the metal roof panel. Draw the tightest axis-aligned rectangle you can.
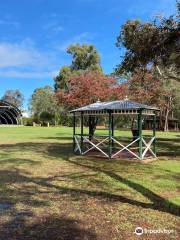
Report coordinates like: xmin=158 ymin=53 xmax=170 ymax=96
xmin=70 ymin=100 xmax=159 ymax=113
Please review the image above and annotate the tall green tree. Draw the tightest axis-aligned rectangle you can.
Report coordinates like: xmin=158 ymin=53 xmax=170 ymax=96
xmin=29 ymin=86 xmax=61 ymax=125
xmin=115 ymin=2 xmax=180 ymax=81
xmin=1 ymin=90 xmax=24 ymax=109
xmin=67 ymin=44 xmax=102 ymax=71
xmin=54 ymin=44 xmax=102 ymax=91
xmin=39 ymin=111 xmax=54 ymax=126
xmin=115 ymin=2 xmax=180 ymax=131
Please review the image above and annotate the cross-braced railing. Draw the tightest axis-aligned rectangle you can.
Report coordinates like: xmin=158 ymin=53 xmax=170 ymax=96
xmin=142 ymin=137 xmax=156 ymax=158
xmin=72 ymin=108 xmax=157 ymax=161
xmin=73 ymin=134 xmax=156 ymax=160
xmin=111 ymin=137 xmax=140 ymax=159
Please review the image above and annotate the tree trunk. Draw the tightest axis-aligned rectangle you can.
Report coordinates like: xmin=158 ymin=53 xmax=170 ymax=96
xmin=164 ymin=108 xmax=169 ymax=131
xmin=131 ymin=118 xmax=135 ymax=130
xmin=159 ymin=111 xmax=164 ymax=130
xmin=89 ymin=116 xmax=98 ymax=140
xmin=131 ymin=118 xmax=138 ymax=140
xmin=164 ymin=96 xmax=173 ymax=132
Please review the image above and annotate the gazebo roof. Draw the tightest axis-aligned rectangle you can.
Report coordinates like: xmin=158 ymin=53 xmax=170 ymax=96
xmin=70 ymin=99 xmax=159 ymax=115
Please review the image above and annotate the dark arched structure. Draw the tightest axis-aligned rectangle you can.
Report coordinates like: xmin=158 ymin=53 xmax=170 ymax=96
xmin=0 ymin=101 xmax=22 ymax=125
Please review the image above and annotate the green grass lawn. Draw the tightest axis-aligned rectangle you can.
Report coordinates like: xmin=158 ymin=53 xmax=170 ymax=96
xmin=0 ymin=126 xmax=179 ymax=240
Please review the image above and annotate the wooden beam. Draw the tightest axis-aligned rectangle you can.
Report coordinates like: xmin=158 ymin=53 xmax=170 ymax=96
xmin=74 ymin=135 xmax=81 ymax=153
xmin=108 ymin=111 xmax=112 ymax=158
xmin=83 ymin=136 xmax=109 ymax=155
xmin=112 ymin=137 xmax=140 ymax=159
xmin=153 ymin=114 xmax=156 ymax=155
xmin=138 ymin=110 xmax=143 ymax=160
xmin=83 ymin=136 xmax=109 ymax=158
xmin=80 ymin=112 xmax=84 ymax=154
xmin=142 ymin=138 xmax=156 ymax=158
xmin=73 ymin=113 xmax=75 ymax=152
xmin=111 ymin=114 xmax=114 ymax=148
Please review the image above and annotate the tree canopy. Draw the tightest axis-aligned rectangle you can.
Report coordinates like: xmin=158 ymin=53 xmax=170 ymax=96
xmin=115 ymin=3 xmax=180 ymax=81
xmin=1 ymin=90 xmax=24 ymax=109
xmin=67 ymin=44 xmax=102 ymax=71
xmin=52 ymin=1 xmax=180 ymax=131
xmin=54 ymin=44 xmax=102 ymax=91
xmin=29 ymin=86 xmax=60 ymax=118
xmin=115 ymin=2 xmax=180 ymax=131
xmin=56 ymin=71 xmax=128 ymax=109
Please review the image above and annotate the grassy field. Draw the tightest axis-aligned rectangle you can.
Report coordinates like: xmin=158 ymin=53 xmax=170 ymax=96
xmin=0 ymin=126 xmax=179 ymax=240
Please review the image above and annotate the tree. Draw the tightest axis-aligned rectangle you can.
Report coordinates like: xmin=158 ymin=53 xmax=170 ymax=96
xmin=115 ymin=2 xmax=180 ymax=131
xmin=115 ymin=2 xmax=180 ymax=81
xmin=159 ymin=78 xmax=180 ymax=131
xmin=54 ymin=44 xmax=102 ymax=92
xmin=128 ymin=70 xmax=180 ymax=131
xmin=39 ymin=111 xmax=53 ymax=126
xmin=56 ymin=71 xmax=128 ymax=137
xmin=67 ymin=44 xmax=102 ymax=72
xmin=54 ymin=66 xmax=72 ymax=92
xmin=29 ymin=86 xmax=61 ymax=125
xmin=56 ymin=71 xmax=128 ymax=109
xmin=128 ymin=70 xmax=162 ymax=106
xmin=1 ymin=90 xmax=24 ymax=109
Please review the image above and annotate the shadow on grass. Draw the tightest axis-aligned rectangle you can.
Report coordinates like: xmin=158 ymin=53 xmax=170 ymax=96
xmin=0 ymin=139 xmax=179 ymax=239
xmin=0 ymin=158 xmax=41 ymax=166
xmin=46 ymin=141 xmax=180 ymax=216
xmin=2 ymin=141 xmax=179 ymax=216
xmin=0 ymin=168 xmax=96 ymax=240
xmin=157 ymin=139 xmax=180 ymax=157
xmin=0 ymin=214 xmax=96 ymax=240
xmin=39 ymin=136 xmax=72 ymax=141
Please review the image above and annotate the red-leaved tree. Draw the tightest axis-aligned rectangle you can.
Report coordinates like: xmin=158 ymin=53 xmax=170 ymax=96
xmin=129 ymin=71 xmax=162 ymax=106
xmin=128 ymin=70 xmax=175 ymax=131
xmin=56 ymin=71 xmax=128 ymax=137
xmin=56 ymin=71 xmax=128 ymax=109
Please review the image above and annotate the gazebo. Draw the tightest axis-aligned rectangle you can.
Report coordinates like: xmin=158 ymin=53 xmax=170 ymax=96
xmin=70 ymin=99 xmax=159 ymax=161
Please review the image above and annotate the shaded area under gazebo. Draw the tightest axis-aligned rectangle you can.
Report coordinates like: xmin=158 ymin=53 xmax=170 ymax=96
xmin=70 ymin=99 xmax=159 ymax=161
